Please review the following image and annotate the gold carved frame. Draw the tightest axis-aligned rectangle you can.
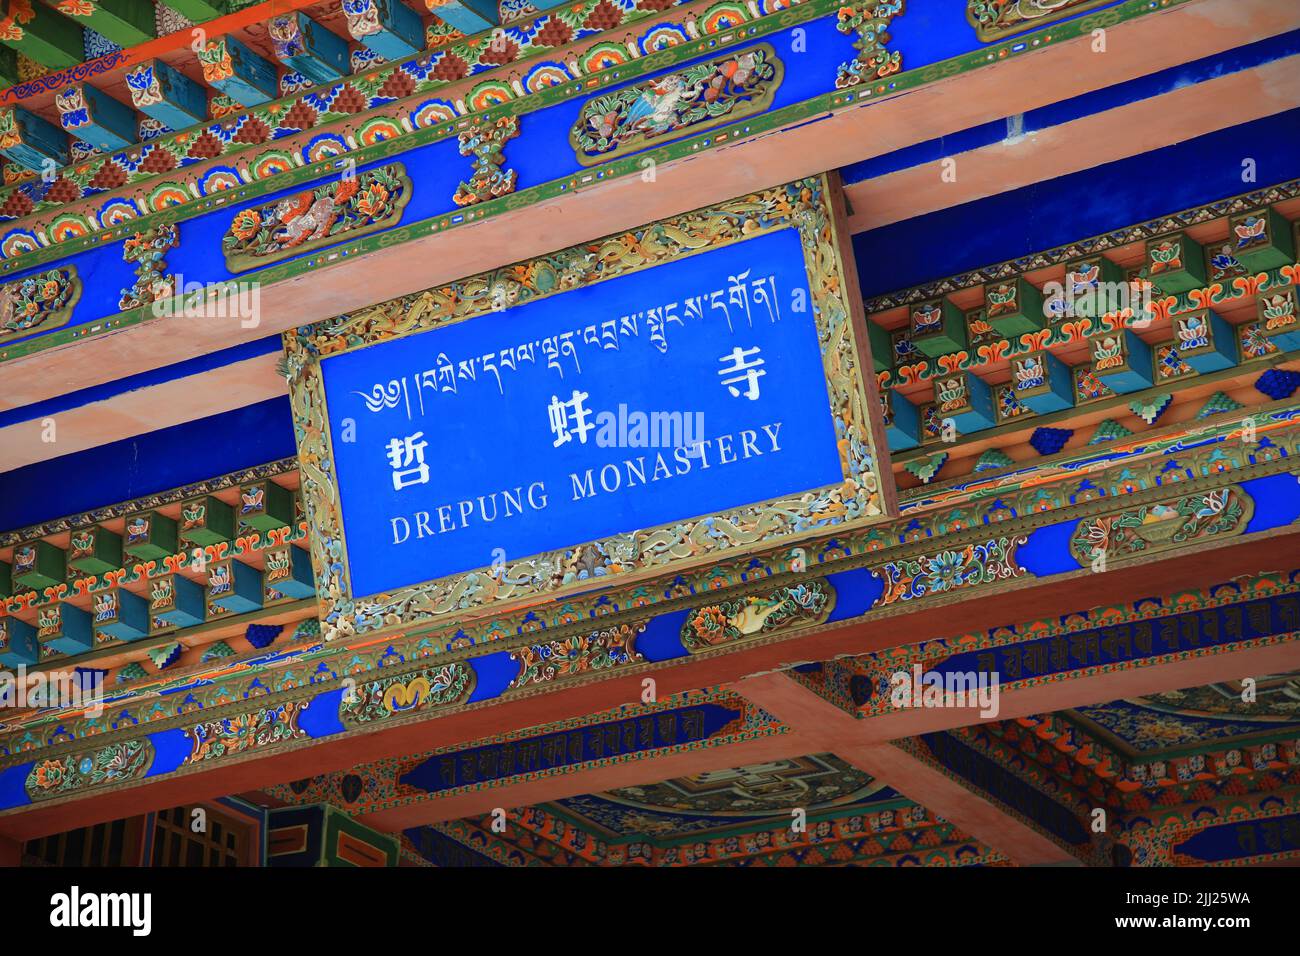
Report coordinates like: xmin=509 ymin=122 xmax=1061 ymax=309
xmin=283 ymin=174 xmax=896 ymax=641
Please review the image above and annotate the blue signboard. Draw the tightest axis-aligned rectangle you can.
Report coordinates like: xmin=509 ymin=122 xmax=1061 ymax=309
xmin=319 ymin=227 xmax=844 ymax=598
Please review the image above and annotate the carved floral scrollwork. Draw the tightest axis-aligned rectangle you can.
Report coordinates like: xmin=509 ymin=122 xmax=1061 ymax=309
xmin=452 ymin=116 xmax=520 ymax=207
xmin=835 ymin=0 xmax=906 ymax=89
xmin=682 ymin=579 xmax=835 ymax=650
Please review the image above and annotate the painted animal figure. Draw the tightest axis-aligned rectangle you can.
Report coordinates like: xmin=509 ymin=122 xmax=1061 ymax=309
xmin=702 ymin=52 xmax=761 ymax=103
xmin=270 ymin=192 xmax=341 ymax=249
xmin=625 ymin=74 xmax=694 ymax=134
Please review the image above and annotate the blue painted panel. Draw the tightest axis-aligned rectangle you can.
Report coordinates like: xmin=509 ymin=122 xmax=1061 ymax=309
xmin=398 ymin=699 xmax=746 ymax=793
xmin=1174 ymin=811 xmax=1300 ymax=863
xmin=635 ymin=608 xmax=691 ymax=662
xmin=1017 ymin=518 xmax=1081 ymax=577
xmin=0 ymin=762 xmax=33 ymax=811
xmin=0 ymin=397 xmax=295 ymax=534
xmin=854 ymin=108 xmax=1300 ymax=298
xmin=467 ymin=651 xmax=520 ymax=703
xmin=320 ymin=227 xmax=842 ymax=598
xmin=1242 ymin=473 xmax=1300 ymax=534
xmin=825 ymin=567 xmax=883 ymax=620
xmin=145 ymin=728 xmax=191 ymax=776
xmin=299 ymin=687 xmax=346 ymax=737
xmin=843 ymin=30 xmax=1300 ymax=185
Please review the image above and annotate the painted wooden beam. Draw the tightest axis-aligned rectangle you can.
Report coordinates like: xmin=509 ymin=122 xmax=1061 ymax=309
xmin=0 ymin=105 xmax=68 ymax=171
xmin=269 ymin=10 xmax=348 ymax=84
xmin=344 ymin=0 xmax=424 ymax=60
xmin=54 ymin=82 xmax=137 ymax=152
xmin=423 ymin=0 xmax=497 ymax=35
xmin=198 ymin=33 xmax=277 ymax=107
xmin=837 ymin=741 xmax=1083 ymax=866
xmin=11 ymin=0 xmax=1292 ymax=410
xmin=0 ymin=45 xmax=16 ymax=88
xmin=164 ymin=0 xmax=231 ymax=23
xmin=0 ymin=0 xmax=84 ymax=68
xmin=125 ymin=57 xmax=208 ymax=129
xmin=361 ymin=733 xmax=809 ymax=830
xmin=42 ymin=0 xmax=155 ymax=48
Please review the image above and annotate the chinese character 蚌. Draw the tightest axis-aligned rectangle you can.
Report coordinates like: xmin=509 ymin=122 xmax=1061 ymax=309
xmin=547 ymin=390 xmax=595 ymax=447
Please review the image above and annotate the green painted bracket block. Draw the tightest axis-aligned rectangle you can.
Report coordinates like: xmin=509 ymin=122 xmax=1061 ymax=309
xmin=0 ymin=1 xmax=84 ymax=68
xmin=237 ymin=481 xmax=294 ymax=533
xmin=908 ymin=297 xmax=967 ymax=358
xmin=1145 ymin=232 xmax=1206 ymax=294
xmin=178 ymin=496 xmax=235 ymax=547
xmin=0 ymin=559 xmax=9 ymax=597
xmin=124 ymin=511 xmax=179 ymax=561
xmin=58 ymin=0 xmax=156 ymax=47
xmin=68 ymin=525 xmax=123 ymax=575
xmin=985 ymin=276 xmax=1045 ymax=338
xmin=1060 ymin=254 xmax=1123 ymax=319
xmin=865 ymin=319 xmax=892 ymax=373
xmin=0 ymin=46 xmax=16 ymax=88
xmin=1228 ymin=207 xmax=1296 ymax=272
xmin=12 ymin=539 xmax=65 ymax=590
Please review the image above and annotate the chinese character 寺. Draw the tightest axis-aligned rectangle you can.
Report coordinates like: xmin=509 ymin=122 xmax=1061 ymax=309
xmin=718 ymin=345 xmax=766 ymax=400
xmin=386 ymin=432 xmax=430 ymax=490
xmin=547 ymin=389 xmax=595 ymax=447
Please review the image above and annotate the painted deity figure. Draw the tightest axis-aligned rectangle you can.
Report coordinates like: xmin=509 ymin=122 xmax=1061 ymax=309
xmin=268 ymin=180 xmax=357 ymax=250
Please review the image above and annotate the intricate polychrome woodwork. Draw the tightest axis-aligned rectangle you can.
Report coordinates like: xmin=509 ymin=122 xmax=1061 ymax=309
xmin=966 ymin=0 xmax=1112 ymax=42
xmin=835 ymin=0 xmax=904 ymax=88
xmin=0 ymin=266 xmax=80 ymax=339
xmin=451 ymin=116 xmax=518 ymax=206
xmin=118 ymin=222 xmax=179 ymax=311
xmin=3 ymin=1 xmax=1300 ymax=871
xmin=570 ymin=44 xmax=783 ymax=165
xmin=509 ymin=623 xmax=644 ymax=686
xmin=1068 ymin=486 xmax=1253 ymax=566
xmin=681 ymin=580 xmax=833 ymax=651
xmin=222 ymin=164 xmax=413 ymax=271
xmin=0 ymin=0 xmax=1202 ymax=309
